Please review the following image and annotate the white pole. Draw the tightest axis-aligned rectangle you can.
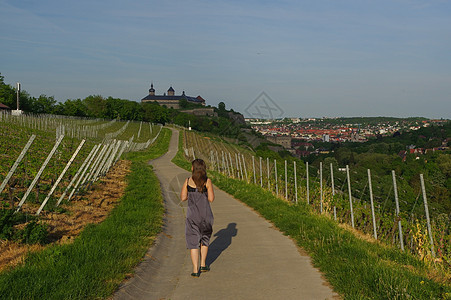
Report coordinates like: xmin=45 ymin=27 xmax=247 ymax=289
xmin=420 ymin=174 xmax=435 ymax=257
xmin=259 ymin=157 xmax=263 ymax=187
xmin=306 ymin=161 xmax=309 ymax=205
xmin=57 ymin=144 xmax=98 ymax=206
xmin=242 ymin=154 xmax=248 ymax=182
xmin=331 ymin=162 xmax=336 ymax=218
xmin=330 ymin=163 xmax=335 ymax=196
xmin=229 ymin=152 xmax=234 ymax=177
xmin=367 ymin=169 xmax=377 ymax=240
xmin=294 ymin=161 xmax=297 ymax=204
xmin=284 ymin=160 xmax=288 ymax=200
xmin=0 ymin=135 xmax=36 ymax=194
xmin=392 ymin=170 xmax=404 ymax=251
xmin=37 ymin=140 xmax=86 ymax=215
xmin=274 ymin=159 xmax=278 ymax=196
xmin=346 ymin=165 xmax=355 ymax=228
xmin=16 ymin=135 xmax=65 ymax=212
xmin=252 ymin=156 xmax=256 ymax=184
xmin=320 ymin=162 xmax=323 ymax=213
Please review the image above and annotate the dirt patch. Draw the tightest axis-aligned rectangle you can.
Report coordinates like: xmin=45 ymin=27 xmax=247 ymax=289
xmin=0 ymin=160 xmax=131 ymax=272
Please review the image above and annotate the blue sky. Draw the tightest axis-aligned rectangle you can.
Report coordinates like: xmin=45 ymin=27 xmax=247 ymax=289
xmin=1 ymin=0 xmax=450 ymax=118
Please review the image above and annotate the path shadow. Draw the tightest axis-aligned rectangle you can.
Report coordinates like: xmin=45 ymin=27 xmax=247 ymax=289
xmin=206 ymin=223 xmax=238 ymax=266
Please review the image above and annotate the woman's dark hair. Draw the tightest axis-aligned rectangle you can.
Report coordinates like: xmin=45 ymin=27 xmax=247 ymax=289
xmin=192 ymin=159 xmax=207 ymax=192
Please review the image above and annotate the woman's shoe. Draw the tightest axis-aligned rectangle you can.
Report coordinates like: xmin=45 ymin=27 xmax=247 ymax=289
xmin=191 ymin=272 xmax=200 ymax=277
xmin=200 ymin=266 xmax=210 ymax=272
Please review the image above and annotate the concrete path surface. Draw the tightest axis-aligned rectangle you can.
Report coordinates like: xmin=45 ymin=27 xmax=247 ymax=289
xmin=114 ymin=128 xmax=338 ymax=300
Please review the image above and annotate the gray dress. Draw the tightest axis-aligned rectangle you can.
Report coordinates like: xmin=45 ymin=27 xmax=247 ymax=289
xmin=185 ymin=179 xmax=214 ymax=249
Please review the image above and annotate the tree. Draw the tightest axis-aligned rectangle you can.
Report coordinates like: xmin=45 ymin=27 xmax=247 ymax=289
xmin=54 ymin=99 xmax=87 ymax=116
xmin=83 ymin=95 xmax=107 ymax=118
xmin=32 ymin=95 xmax=57 ymax=114
xmin=142 ymin=102 xmax=169 ymax=124
xmin=179 ymin=98 xmax=188 ymax=109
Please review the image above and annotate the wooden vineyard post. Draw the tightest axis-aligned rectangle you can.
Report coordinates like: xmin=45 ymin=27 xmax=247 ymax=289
xmin=222 ymin=152 xmax=226 ymax=175
xmin=252 ymin=156 xmax=256 ymax=184
xmin=100 ymin=141 xmax=118 ymax=177
xmin=57 ymin=144 xmax=98 ymax=206
xmin=85 ymin=143 xmax=110 ymax=185
xmin=367 ymin=169 xmax=377 ymax=240
xmin=16 ymin=135 xmax=65 ymax=212
xmin=228 ymin=152 xmax=234 ymax=178
xmin=420 ymin=174 xmax=435 ymax=257
xmin=37 ymin=139 xmax=86 ymax=215
xmin=236 ymin=153 xmax=243 ymax=180
xmin=284 ymin=160 xmax=288 ymax=200
xmin=267 ymin=157 xmax=270 ymax=191
xmin=216 ymin=151 xmax=220 ymax=173
xmin=242 ymin=154 xmax=248 ymax=182
xmin=330 ymin=162 xmax=336 ymax=219
xmin=222 ymin=151 xmax=226 ymax=175
xmin=274 ymin=159 xmax=278 ymax=196
xmin=102 ymin=140 xmax=122 ymax=177
xmin=137 ymin=121 xmax=142 ymax=139
xmin=114 ymin=141 xmax=129 ymax=165
xmin=225 ymin=152 xmax=230 ymax=177
xmin=294 ymin=161 xmax=298 ymax=204
xmin=320 ymin=161 xmax=323 ymax=213
xmin=235 ymin=153 xmax=240 ymax=179
xmin=392 ymin=170 xmax=404 ymax=251
xmin=330 ymin=163 xmax=335 ymax=196
xmin=306 ymin=161 xmax=309 ymax=205
xmin=209 ymin=150 xmax=214 ymax=171
xmin=224 ymin=152 xmax=229 ymax=177
xmin=346 ymin=165 xmax=355 ymax=228
xmin=259 ymin=157 xmax=263 ymax=187
xmin=0 ymin=134 xmax=36 ymax=194
xmin=68 ymin=144 xmax=102 ymax=201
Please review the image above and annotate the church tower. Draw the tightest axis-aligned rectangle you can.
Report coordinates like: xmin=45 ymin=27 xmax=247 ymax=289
xmin=149 ymin=83 xmax=155 ymax=96
xmin=167 ymin=86 xmax=175 ymax=96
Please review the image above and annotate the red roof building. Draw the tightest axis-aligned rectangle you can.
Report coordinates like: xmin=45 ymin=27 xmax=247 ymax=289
xmin=0 ymin=102 xmax=10 ymax=110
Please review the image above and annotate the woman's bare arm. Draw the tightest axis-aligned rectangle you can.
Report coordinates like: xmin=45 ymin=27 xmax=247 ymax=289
xmin=180 ymin=178 xmax=188 ymax=201
xmin=206 ymin=178 xmax=215 ymax=203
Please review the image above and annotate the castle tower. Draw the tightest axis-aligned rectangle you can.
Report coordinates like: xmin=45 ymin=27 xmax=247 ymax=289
xmin=167 ymin=86 xmax=175 ymax=96
xmin=149 ymin=83 xmax=155 ymax=96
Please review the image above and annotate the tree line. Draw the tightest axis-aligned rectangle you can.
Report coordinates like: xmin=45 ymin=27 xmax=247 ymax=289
xmin=0 ymin=73 xmax=248 ymax=138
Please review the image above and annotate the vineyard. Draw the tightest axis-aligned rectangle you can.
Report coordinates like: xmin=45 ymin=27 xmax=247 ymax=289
xmin=181 ymin=128 xmax=450 ymax=268
xmin=0 ymin=111 xmax=161 ymax=269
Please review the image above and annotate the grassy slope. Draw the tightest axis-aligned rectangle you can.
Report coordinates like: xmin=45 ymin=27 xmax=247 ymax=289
xmin=0 ymin=128 xmax=171 ymax=299
xmin=172 ymin=130 xmax=450 ymax=300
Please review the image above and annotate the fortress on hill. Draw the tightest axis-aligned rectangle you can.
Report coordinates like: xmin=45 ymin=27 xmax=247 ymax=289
xmin=141 ymin=84 xmax=205 ymax=109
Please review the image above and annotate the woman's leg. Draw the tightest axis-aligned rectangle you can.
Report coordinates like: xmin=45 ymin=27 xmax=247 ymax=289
xmin=190 ymin=249 xmax=200 ymax=273
xmin=200 ymin=245 xmax=208 ymax=267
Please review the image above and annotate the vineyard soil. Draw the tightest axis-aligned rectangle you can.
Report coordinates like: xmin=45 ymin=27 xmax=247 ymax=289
xmin=0 ymin=159 xmax=131 ymax=272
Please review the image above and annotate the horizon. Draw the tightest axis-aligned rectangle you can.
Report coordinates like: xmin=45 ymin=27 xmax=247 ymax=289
xmin=1 ymin=0 xmax=450 ymax=119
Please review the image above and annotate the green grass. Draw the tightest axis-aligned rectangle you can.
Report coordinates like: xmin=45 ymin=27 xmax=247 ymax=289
xmin=172 ymin=130 xmax=450 ymax=300
xmin=0 ymin=128 xmax=172 ymax=299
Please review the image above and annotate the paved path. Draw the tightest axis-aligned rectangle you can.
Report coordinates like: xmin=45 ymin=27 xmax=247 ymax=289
xmin=115 ymin=128 xmax=338 ymax=300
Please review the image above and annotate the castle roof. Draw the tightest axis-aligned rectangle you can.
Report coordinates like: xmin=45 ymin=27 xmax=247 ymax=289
xmin=142 ymin=84 xmax=205 ymax=105
xmin=141 ymin=94 xmax=204 ymax=103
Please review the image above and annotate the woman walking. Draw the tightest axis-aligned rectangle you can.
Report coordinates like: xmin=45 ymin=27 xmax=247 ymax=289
xmin=180 ymin=159 xmax=215 ymax=277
